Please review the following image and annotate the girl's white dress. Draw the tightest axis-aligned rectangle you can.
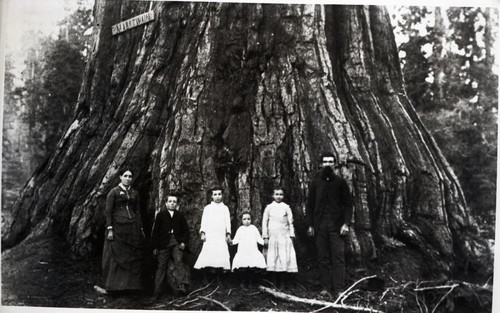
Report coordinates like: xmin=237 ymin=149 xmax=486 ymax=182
xmin=194 ymin=201 xmax=231 ymax=270
xmin=231 ymin=225 xmax=267 ymax=271
xmin=262 ymin=201 xmax=298 ymax=272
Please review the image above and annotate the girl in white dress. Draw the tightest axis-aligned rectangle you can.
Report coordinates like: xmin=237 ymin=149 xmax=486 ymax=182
xmin=262 ymin=187 xmax=298 ymax=288
xmin=194 ymin=187 xmax=232 ymax=283
xmin=231 ymin=212 xmax=266 ymax=288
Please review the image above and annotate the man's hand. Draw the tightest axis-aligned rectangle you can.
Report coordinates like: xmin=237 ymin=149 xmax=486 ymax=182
xmin=107 ymin=229 xmax=114 ymax=241
xmin=179 ymin=242 xmax=186 ymax=250
xmin=307 ymin=226 xmax=315 ymax=237
xmin=153 ymin=249 xmax=158 ymax=256
xmin=264 ymin=238 xmax=269 ymax=246
xmin=200 ymin=232 xmax=206 ymax=242
xmin=226 ymin=233 xmax=232 ymax=244
xmin=340 ymin=224 xmax=349 ymax=236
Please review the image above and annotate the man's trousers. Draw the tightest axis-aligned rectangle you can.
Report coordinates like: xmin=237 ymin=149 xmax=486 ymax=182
xmin=315 ymin=222 xmax=345 ymax=292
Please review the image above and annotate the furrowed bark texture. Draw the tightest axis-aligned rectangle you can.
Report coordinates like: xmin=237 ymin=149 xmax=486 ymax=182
xmin=2 ymin=2 xmax=490 ymax=277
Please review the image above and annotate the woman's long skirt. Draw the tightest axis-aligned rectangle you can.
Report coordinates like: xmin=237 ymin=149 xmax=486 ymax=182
xmin=102 ymin=219 xmax=145 ymax=291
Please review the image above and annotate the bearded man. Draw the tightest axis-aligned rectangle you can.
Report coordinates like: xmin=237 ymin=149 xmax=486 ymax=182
xmin=306 ymin=152 xmax=353 ymax=298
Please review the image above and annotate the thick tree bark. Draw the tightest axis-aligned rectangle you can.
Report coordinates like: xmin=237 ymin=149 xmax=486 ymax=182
xmin=2 ymin=2 xmax=490 ymax=278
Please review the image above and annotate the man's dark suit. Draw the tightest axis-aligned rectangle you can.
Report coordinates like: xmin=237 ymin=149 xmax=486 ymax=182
xmin=306 ymin=169 xmax=353 ymax=293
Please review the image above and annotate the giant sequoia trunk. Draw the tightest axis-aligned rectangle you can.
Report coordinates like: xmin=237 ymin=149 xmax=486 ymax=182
xmin=2 ymin=2 xmax=491 ymax=278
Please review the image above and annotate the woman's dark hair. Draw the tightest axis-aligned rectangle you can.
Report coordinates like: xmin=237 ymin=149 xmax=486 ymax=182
xmin=119 ymin=168 xmax=133 ymax=176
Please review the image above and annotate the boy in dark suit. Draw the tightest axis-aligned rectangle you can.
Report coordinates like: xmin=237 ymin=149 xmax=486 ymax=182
xmin=151 ymin=194 xmax=190 ymax=299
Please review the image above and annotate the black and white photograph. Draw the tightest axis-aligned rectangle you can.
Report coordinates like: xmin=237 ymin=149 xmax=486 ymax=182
xmin=1 ymin=0 xmax=498 ymax=312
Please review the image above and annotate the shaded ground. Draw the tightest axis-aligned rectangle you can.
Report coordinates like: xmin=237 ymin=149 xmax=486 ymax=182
xmin=1 ymin=236 xmax=323 ymax=311
xmin=2 ymin=235 xmax=493 ymax=312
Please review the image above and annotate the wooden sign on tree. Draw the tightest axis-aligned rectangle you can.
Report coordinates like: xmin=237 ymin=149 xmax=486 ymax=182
xmin=111 ymin=11 xmax=154 ymax=35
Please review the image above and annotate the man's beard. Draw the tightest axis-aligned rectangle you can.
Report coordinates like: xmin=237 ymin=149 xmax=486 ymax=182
xmin=321 ymin=166 xmax=334 ymax=179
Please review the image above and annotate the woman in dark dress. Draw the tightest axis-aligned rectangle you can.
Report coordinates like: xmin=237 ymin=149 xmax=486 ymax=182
xmin=102 ymin=169 xmax=146 ymax=292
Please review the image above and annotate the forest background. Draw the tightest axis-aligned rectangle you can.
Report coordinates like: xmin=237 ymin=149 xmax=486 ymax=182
xmin=1 ymin=0 xmax=499 ymax=311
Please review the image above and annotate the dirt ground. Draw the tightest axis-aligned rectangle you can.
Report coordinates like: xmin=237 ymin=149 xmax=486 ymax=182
xmin=1 ymin=236 xmax=324 ymax=311
xmin=1 ymin=235 xmax=493 ymax=312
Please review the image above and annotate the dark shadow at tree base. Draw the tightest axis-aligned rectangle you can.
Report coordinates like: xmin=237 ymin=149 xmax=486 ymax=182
xmin=2 ymin=235 xmax=492 ymax=312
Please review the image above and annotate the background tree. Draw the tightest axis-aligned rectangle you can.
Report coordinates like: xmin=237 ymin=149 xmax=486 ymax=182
xmin=2 ymin=2 xmax=492 ymax=284
xmin=40 ymin=39 xmax=86 ymax=152
xmin=396 ymin=6 xmax=433 ymax=109
xmin=2 ymin=8 xmax=92 ymax=212
xmin=2 ymin=55 xmax=33 ymax=213
xmin=24 ymin=7 xmax=92 ymax=156
xmin=57 ymin=8 xmax=93 ymax=56
xmin=393 ymin=6 xmax=498 ymax=239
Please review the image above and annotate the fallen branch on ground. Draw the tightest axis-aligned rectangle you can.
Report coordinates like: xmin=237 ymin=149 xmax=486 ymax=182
xmin=186 ymin=302 xmax=204 ymax=309
xmin=412 ymin=290 xmax=426 ymax=313
xmin=380 ymin=279 xmax=492 ymax=313
xmin=258 ymin=286 xmax=385 ymax=313
xmin=262 ymin=278 xmax=277 ymax=289
xmin=168 ymin=283 xmax=212 ymax=306
xmin=415 ymin=284 xmax=459 ymax=292
xmin=311 ymin=305 xmax=333 ymax=313
xmin=206 ymin=285 xmax=220 ymax=297
xmin=187 ymin=282 xmax=212 ymax=298
xmin=199 ymin=295 xmax=231 ymax=311
xmin=379 ymin=287 xmax=399 ymax=301
xmin=460 ymin=281 xmax=493 ymax=292
xmin=335 ymin=275 xmax=377 ymax=304
xmin=175 ymin=297 xmax=200 ymax=307
xmin=382 ymin=279 xmax=492 ymax=295
xmin=431 ymin=284 xmax=457 ymax=313
xmin=341 ymin=289 xmax=360 ymax=305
